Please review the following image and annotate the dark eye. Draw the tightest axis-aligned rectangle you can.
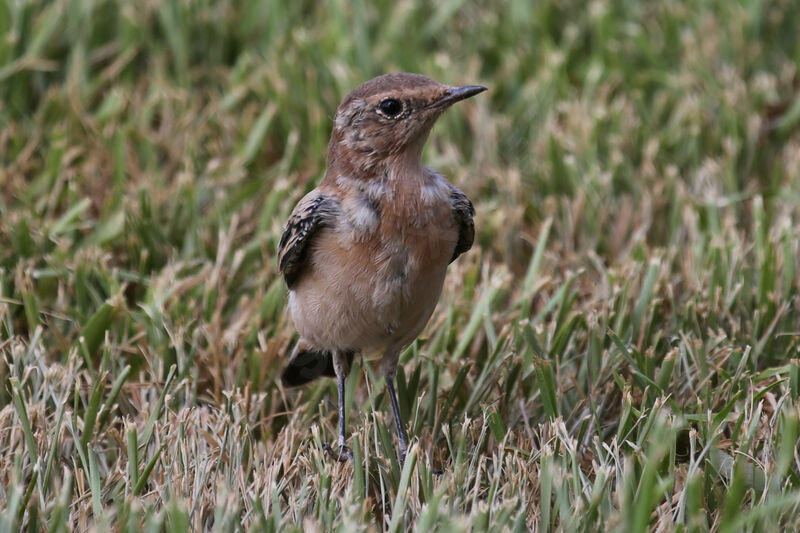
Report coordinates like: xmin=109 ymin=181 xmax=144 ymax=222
xmin=378 ymin=98 xmax=404 ymax=118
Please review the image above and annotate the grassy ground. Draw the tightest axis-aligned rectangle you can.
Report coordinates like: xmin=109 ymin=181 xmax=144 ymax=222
xmin=1 ymin=0 xmax=800 ymax=530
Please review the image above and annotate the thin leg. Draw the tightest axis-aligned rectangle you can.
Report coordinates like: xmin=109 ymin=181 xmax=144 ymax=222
xmin=385 ymin=376 xmax=409 ymax=465
xmin=336 ymin=370 xmax=347 ymax=448
xmin=324 ymin=350 xmax=353 ymax=462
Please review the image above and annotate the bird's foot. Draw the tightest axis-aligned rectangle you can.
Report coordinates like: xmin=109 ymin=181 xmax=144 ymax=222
xmin=323 ymin=443 xmax=354 ymax=463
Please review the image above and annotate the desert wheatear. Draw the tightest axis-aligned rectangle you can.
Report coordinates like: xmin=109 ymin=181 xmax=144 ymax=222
xmin=278 ymin=73 xmax=485 ymax=464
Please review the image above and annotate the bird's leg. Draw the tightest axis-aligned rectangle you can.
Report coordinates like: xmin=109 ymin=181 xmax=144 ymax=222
xmin=324 ymin=350 xmax=353 ymax=462
xmin=385 ymin=375 xmax=409 ymax=466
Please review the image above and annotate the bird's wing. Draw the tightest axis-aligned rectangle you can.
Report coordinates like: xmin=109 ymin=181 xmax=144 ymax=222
xmin=449 ymin=186 xmax=475 ymax=263
xmin=278 ymin=190 xmax=339 ymax=288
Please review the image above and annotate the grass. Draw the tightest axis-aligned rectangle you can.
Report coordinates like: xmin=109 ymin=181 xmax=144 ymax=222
xmin=1 ymin=0 xmax=800 ymax=530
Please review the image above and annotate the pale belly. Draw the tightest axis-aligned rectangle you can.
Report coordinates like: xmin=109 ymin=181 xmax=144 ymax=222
xmin=288 ymin=223 xmax=457 ymax=355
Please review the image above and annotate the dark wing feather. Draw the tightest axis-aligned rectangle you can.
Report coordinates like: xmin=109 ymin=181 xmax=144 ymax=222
xmin=278 ymin=191 xmax=339 ymax=287
xmin=449 ymin=186 xmax=475 ymax=263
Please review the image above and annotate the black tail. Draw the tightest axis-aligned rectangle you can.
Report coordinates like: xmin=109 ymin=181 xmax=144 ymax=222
xmin=281 ymin=349 xmax=355 ymax=387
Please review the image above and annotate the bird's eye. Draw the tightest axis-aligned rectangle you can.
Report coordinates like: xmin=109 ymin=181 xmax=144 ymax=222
xmin=377 ymin=98 xmax=404 ymax=118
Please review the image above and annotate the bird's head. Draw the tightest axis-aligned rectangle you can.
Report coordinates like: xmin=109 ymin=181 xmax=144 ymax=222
xmin=327 ymin=73 xmax=486 ymax=173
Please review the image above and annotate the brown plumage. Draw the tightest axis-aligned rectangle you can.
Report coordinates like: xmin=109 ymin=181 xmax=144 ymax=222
xmin=278 ymin=73 xmax=485 ymax=463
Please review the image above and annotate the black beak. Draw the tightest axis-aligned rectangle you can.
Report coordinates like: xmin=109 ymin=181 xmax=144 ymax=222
xmin=433 ymin=85 xmax=488 ymax=108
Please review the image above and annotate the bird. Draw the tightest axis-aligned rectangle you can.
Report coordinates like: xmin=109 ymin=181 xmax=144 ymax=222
xmin=277 ymin=72 xmax=486 ymax=465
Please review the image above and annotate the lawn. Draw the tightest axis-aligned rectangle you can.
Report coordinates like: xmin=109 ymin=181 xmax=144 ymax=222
xmin=1 ymin=0 xmax=800 ymax=531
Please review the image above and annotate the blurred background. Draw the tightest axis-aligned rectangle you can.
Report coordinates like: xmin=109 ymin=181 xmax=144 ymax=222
xmin=1 ymin=0 xmax=800 ymax=530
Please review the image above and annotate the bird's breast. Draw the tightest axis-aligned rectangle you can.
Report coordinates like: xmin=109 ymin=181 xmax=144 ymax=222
xmin=338 ymin=195 xmax=457 ymax=297
xmin=290 ymin=173 xmax=458 ymax=353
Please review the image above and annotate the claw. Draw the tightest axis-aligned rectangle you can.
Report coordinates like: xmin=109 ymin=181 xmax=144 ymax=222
xmin=323 ymin=443 xmax=354 ymax=463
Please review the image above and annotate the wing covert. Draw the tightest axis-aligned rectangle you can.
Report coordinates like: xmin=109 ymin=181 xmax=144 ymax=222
xmin=278 ymin=191 xmax=339 ymax=287
xmin=449 ymin=186 xmax=475 ymax=263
